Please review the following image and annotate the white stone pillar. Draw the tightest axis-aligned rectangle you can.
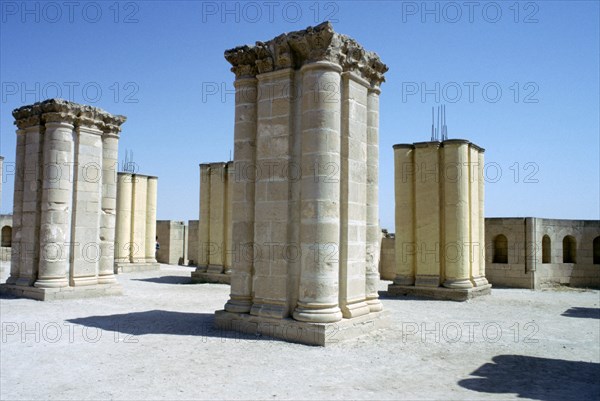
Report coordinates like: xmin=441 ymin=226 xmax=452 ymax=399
xmin=469 ymin=144 xmax=488 ymax=287
xmin=145 ymin=176 xmax=158 ymax=263
xmin=71 ymin=124 xmax=103 ymax=287
xmin=98 ymin=129 xmax=119 ymax=283
xmin=224 ymin=54 xmax=258 ymax=313
xmin=35 ymin=120 xmax=74 ymax=289
xmin=131 ymin=175 xmax=147 ymax=263
xmin=197 ymin=164 xmax=210 ymax=272
xmin=16 ymin=124 xmax=44 ymax=287
xmin=208 ymin=163 xmax=225 ymax=272
xmin=365 ymin=84 xmax=383 ymax=313
xmin=442 ymin=140 xmax=473 ymax=289
xmin=339 ymin=71 xmax=370 ymax=319
xmin=393 ymin=144 xmax=416 ymax=285
xmin=6 ymin=130 xmax=26 ymax=284
xmin=115 ymin=173 xmax=132 ymax=266
xmin=414 ymin=142 xmax=441 ymax=287
xmin=224 ymin=161 xmax=233 ymax=274
xmin=293 ymin=61 xmax=343 ymax=323
xmin=477 ymin=149 xmax=488 ymax=284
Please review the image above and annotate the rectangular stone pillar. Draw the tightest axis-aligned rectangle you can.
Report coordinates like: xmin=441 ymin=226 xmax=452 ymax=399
xmin=114 ymin=172 xmax=159 ymax=273
xmin=207 ymin=163 xmax=225 ymax=273
xmin=1 ymin=99 xmax=125 ymax=300
xmin=215 ymin=22 xmax=389 ymax=345
xmin=389 ymin=139 xmax=491 ymax=301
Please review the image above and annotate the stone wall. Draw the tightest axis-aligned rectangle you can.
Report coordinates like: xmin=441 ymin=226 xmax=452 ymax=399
xmin=114 ymin=173 xmax=159 ymax=272
xmin=0 ymin=214 xmax=12 ymax=262
xmin=388 ymin=140 xmax=490 ymax=300
xmin=214 ymin=22 xmax=389 ymax=345
xmin=156 ymin=220 xmax=188 ymax=265
xmin=379 ymin=231 xmax=395 ymax=281
xmin=0 ymin=99 xmax=125 ymax=300
xmin=486 ymin=217 xmax=600 ymax=289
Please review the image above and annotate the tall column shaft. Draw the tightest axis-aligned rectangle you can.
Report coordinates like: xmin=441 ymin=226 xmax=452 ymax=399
xmin=251 ymin=68 xmax=294 ymax=319
xmin=413 ymin=142 xmax=441 ymax=287
xmin=365 ymin=86 xmax=384 ymax=311
xmin=477 ymin=150 xmax=488 ymax=283
xmin=70 ymin=125 xmax=103 ymax=287
xmin=99 ymin=134 xmax=119 ymax=283
xmin=115 ymin=173 xmax=132 ymax=265
xmin=470 ymin=145 xmax=488 ymax=286
xmin=208 ymin=163 xmax=225 ymax=272
xmin=224 ymin=77 xmax=257 ymax=314
xmin=35 ymin=121 xmax=74 ymax=289
xmin=339 ymin=72 xmax=370 ymax=318
xmin=131 ymin=175 xmax=147 ymax=263
xmin=293 ymin=61 xmax=343 ymax=323
xmin=197 ymin=164 xmax=210 ymax=271
xmin=145 ymin=176 xmax=158 ymax=263
xmin=7 ymin=130 xmax=26 ymax=284
xmin=442 ymin=141 xmax=473 ymax=289
xmin=393 ymin=144 xmax=416 ymax=285
xmin=224 ymin=161 xmax=233 ymax=273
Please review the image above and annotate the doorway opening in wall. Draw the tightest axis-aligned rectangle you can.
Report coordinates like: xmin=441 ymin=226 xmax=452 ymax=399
xmin=593 ymin=236 xmax=600 ymax=264
xmin=1 ymin=226 xmax=11 ymax=247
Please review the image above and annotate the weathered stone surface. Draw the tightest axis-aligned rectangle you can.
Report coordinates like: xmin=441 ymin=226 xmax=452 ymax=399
xmin=1 ymin=99 xmax=125 ymax=300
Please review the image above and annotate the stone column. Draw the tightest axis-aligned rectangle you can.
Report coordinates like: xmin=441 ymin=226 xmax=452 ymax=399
xmin=197 ymin=164 xmax=210 ymax=272
xmin=145 ymin=176 xmax=158 ymax=263
xmin=35 ymin=118 xmax=75 ymax=289
xmin=16 ymin=123 xmax=44 ymax=287
xmin=477 ymin=149 xmax=488 ymax=285
xmin=115 ymin=173 xmax=132 ymax=266
xmin=70 ymin=123 xmax=103 ymax=287
xmin=470 ymin=144 xmax=488 ymax=287
xmin=208 ymin=163 xmax=225 ymax=273
xmin=250 ymin=67 xmax=294 ymax=319
xmin=414 ymin=142 xmax=441 ymax=287
xmin=365 ymin=84 xmax=384 ymax=312
xmin=393 ymin=144 xmax=416 ymax=285
xmin=525 ymin=217 xmax=537 ymax=273
xmin=293 ymin=61 xmax=343 ymax=323
xmin=339 ymin=71 xmax=370 ymax=319
xmin=131 ymin=175 xmax=147 ymax=263
xmin=224 ymin=49 xmax=258 ymax=314
xmin=6 ymin=130 xmax=26 ymax=284
xmin=442 ymin=140 xmax=473 ymax=289
xmin=98 ymin=126 xmax=120 ymax=284
xmin=224 ymin=161 xmax=233 ymax=274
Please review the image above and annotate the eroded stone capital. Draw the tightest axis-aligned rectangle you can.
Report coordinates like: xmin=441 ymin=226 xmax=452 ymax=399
xmin=224 ymin=21 xmax=388 ymax=87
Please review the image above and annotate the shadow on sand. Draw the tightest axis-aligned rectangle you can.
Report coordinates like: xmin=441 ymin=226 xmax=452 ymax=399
xmin=561 ymin=307 xmax=600 ymax=319
xmin=459 ymin=354 xmax=600 ymax=401
xmin=132 ymin=276 xmax=193 ymax=285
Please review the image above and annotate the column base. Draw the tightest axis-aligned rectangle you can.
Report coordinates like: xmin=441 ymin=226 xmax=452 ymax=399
xmin=341 ymin=299 xmax=371 ymax=319
xmin=365 ymin=297 xmax=384 ymax=313
xmin=387 ymin=283 xmax=492 ymax=301
xmin=34 ymin=277 xmax=69 ymax=289
xmin=0 ymin=283 xmax=122 ymax=301
xmin=97 ymin=274 xmax=118 ymax=285
xmin=191 ymin=270 xmax=231 ymax=284
xmin=250 ymin=300 xmax=287 ymax=319
xmin=472 ymin=276 xmax=489 ymax=287
xmin=214 ymin=309 xmax=388 ymax=346
xmin=195 ymin=265 xmax=208 ymax=273
xmin=443 ymin=278 xmax=474 ymax=289
xmin=115 ymin=262 xmax=160 ymax=273
xmin=224 ymin=297 xmax=253 ymax=313
xmin=207 ymin=264 xmax=225 ymax=274
xmin=293 ymin=303 xmax=343 ymax=323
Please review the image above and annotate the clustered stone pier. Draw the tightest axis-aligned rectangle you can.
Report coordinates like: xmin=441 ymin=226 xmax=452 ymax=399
xmin=114 ymin=172 xmax=160 ymax=273
xmin=1 ymin=99 xmax=125 ymax=300
xmin=214 ymin=22 xmax=389 ymax=345
xmin=192 ymin=161 xmax=233 ymax=284
xmin=388 ymin=140 xmax=491 ymax=301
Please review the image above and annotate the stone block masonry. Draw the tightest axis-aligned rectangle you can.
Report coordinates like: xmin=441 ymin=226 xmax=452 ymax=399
xmin=388 ymin=140 xmax=491 ymax=301
xmin=114 ymin=172 xmax=159 ymax=273
xmin=214 ymin=22 xmax=389 ymax=345
xmin=1 ymin=99 xmax=125 ymax=300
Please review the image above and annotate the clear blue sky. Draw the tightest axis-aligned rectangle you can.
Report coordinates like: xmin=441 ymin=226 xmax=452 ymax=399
xmin=1 ymin=1 xmax=599 ymax=230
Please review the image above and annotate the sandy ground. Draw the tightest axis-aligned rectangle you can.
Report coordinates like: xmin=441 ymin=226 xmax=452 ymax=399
xmin=1 ymin=261 xmax=599 ymax=401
